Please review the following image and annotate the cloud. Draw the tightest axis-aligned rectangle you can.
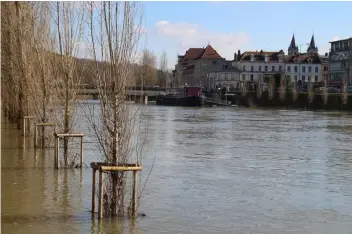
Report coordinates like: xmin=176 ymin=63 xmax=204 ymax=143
xmin=153 ymin=20 xmax=250 ymax=61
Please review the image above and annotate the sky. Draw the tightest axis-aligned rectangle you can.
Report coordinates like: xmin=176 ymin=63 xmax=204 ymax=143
xmin=141 ymin=1 xmax=352 ymax=70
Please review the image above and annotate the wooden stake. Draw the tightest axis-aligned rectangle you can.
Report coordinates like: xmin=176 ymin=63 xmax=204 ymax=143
xmin=80 ymin=136 xmax=83 ymax=168
xmin=55 ymin=136 xmax=60 ymax=169
xmin=132 ymin=170 xmax=137 ymax=216
xmin=34 ymin=125 xmax=38 ymax=149
xmin=98 ymin=169 xmax=104 ymax=219
xmin=92 ymin=169 xmax=96 ymax=214
xmin=27 ymin=118 xmax=31 ymax=135
xmin=23 ymin=118 xmax=26 ymax=136
xmin=54 ymin=135 xmax=57 ymax=167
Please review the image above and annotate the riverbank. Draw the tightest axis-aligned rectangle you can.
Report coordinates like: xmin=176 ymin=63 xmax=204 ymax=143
xmin=220 ymin=91 xmax=352 ymax=111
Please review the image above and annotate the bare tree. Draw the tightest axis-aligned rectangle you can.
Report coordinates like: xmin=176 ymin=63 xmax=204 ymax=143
xmin=279 ymin=74 xmax=286 ymax=101
xmin=158 ymin=51 xmax=168 ymax=87
xmin=51 ymin=1 xmax=85 ymax=166
xmin=26 ymin=2 xmax=58 ymax=147
xmin=139 ymin=49 xmax=157 ymax=86
xmin=1 ymin=2 xmax=35 ymax=129
xmin=85 ymin=1 xmax=147 ymax=217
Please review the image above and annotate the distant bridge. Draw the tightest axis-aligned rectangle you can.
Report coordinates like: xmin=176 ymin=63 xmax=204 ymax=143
xmin=76 ymin=85 xmax=167 ymax=97
xmin=76 ymin=88 xmax=162 ymax=97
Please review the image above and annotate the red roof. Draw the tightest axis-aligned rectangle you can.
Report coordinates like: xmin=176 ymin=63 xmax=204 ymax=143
xmin=182 ymin=45 xmax=223 ymax=61
xmin=183 ymin=48 xmax=204 ymax=60
xmin=197 ymin=45 xmax=222 ymax=59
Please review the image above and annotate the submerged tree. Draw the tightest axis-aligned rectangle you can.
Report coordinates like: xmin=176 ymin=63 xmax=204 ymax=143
xmin=27 ymin=2 xmax=58 ymax=147
xmin=1 ymin=1 xmax=35 ymax=128
xmin=51 ymin=1 xmax=85 ymax=165
xmin=85 ymin=1 xmax=147 ymax=217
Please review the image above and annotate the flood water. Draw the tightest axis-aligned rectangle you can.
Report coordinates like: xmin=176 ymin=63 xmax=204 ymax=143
xmin=2 ymin=104 xmax=352 ymax=234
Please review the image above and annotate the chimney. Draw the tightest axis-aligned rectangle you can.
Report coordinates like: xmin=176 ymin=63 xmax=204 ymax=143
xmin=237 ymin=50 xmax=241 ymax=61
xmin=264 ymin=54 xmax=269 ymax=62
xmin=234 ymin=53 xmax=237 ymax=61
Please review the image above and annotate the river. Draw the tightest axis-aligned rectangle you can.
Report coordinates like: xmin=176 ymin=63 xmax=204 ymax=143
xmin=2 ymin=104 xmax=352 ymax=234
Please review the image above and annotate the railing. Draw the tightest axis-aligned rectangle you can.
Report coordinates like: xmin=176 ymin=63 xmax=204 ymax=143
xmin=204 ymin=97 xmax=231 ymax=106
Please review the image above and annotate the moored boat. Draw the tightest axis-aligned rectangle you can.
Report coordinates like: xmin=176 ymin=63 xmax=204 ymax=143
xmin=156 ymin=86 xmax=205 ymax=106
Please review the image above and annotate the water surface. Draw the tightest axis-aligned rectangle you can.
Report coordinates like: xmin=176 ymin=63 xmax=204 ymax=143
xmin=2 ymin=105 xmax=352 ymax=233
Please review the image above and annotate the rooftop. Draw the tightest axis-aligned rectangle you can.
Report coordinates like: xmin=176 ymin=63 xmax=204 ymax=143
xmin=329 ymin=37 xmax=352 ymax=43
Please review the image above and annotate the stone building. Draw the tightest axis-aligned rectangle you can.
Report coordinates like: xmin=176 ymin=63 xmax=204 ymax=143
xmin=173 ymin=45 xmax=227 ymax=86
xmin=329 ymin=37 xmax=352 ymax=86
xmin=232 ymin=49 xmax=286 ymax=83
xmin=285 ymin=34 xmax=324 ymax=84
xmin=205 ymin=63 xmax=241 ymax=91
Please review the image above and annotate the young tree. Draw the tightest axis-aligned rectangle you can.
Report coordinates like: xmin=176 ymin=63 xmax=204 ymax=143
xmin=26 ymin=2 xmax=58 ymax=147
xmin=51 ymin=1 xmax=85 ymax=165
xmin=86 ymin=1 xmax=147 ymax=217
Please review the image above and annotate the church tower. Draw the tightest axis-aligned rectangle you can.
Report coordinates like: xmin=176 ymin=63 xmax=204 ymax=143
xmin=307 ymin=34 xmax=318 ymax=54
xmin=288 ymin=34 xmax=299 ymax=56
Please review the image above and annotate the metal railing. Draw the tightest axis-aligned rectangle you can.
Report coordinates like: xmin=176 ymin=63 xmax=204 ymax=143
xmin=204 ymin=97 xmax=231 ymax=106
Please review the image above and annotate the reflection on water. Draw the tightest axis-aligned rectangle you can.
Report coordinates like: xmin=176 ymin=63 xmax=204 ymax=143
xmin=2 ymin=105 xmax=352 ymax=234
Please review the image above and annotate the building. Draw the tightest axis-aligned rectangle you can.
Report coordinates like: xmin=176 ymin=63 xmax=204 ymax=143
xmin=284 ymin=34 xmax=324 ymax=84
xmin=329 ymin=37 xmax=352 ymax=86
xmin=232 ymin=49 xmax=286 ymax=83
xmin=205 ymin=64 xmax=241 ymax=91
xmin=288 ymin=34 xmax=299 ymax=56
xmin=285 ymin=54 xmax=323 ymax=84
xmin=174 ymin=45 xmax=227 ymax=86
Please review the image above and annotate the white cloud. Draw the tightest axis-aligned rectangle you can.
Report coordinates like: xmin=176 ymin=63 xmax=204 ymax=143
xmin=153 ymin=21 xmax=250 ymax=62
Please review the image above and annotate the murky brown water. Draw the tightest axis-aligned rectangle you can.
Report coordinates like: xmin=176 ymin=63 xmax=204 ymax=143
xmin=2 ymin=104 xmax=352 ymax=234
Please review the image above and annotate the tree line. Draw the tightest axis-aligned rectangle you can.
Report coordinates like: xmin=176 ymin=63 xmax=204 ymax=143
xmin=1 ymin=1 xmax=163 ymax=218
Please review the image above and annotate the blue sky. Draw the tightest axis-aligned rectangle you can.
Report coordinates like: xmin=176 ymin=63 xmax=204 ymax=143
xmin=142 ymin=1 xmax=352 ymax=69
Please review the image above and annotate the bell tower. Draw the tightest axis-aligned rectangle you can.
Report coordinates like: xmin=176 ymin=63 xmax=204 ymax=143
xmin=288 ymin=34 xmax=299 ymax=55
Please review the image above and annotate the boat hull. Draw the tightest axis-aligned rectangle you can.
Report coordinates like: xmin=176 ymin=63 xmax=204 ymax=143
xmin=156 ymin=95 xmax=205 ymax=106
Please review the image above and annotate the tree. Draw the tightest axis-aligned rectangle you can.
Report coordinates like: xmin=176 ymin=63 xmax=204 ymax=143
xmin=85 ymin=1 xmax=147 ymax=217
xmin=52 ymin=1 xmax=85 ymax=165
xmin=158 ymin=51 xmax=168 ymax=87
xmin=1 ymin=2 xmax=34 ymax=128
xmin=139 ymin=49 xmax=157 ymax=86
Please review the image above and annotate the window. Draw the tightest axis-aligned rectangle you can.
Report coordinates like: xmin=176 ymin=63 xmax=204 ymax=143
xmin=279 ymin=66 xmax=282 ymax=72
xmin=315 ymin=67 xmax=319 ymax=73
xmin=302 ymin=66 xmax=306 ymax=72
xmin=295 ymin=75 xmax=298 ymax=81
xmin=242 ymin=74 xmax=246 ymax=81
xmin=259 ymin=66 xmax=262 ymax=72
xmin=242 ymin=65 xmax=246 ymax=71
xmin=265 ymin=66 xmax=268 ymax=71
xmin=287 ymin=66 xmax=291 ymax=72
xmin=294 ymin=66 xmax=298 ymax=72
xmin=302 ymin=75 xmax=306 ymax=81
xmin=315 ymin=76 xmax=318 ymax=82
xmin=251 ymin=66 xmax=254 ymax=71
xmin=272 ymin=66 xmax=275 ymax=72
xmin=212 ymin=61 xmax=217 ymax=65
xmin=308 ymin=76 xmax=311 ymax=82
xmin=250 ymin=74 xmax=254 ymax=81
xmin=308 ymin=66 xmax=312 ymax=72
